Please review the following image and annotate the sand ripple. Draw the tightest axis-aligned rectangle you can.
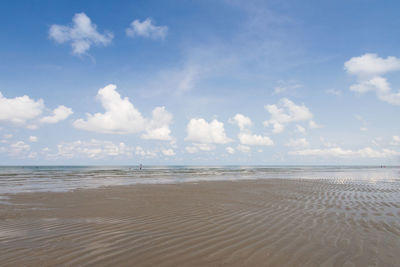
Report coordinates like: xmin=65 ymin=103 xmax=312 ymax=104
xmin=0 ymin=179 xmax=399 ymax=266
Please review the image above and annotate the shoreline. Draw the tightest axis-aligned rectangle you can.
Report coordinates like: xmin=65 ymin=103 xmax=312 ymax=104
xmin=1 ymin=179 xmax=399 ymax=266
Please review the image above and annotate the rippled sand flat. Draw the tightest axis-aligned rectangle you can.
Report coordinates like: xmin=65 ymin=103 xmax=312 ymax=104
xmin=1 ymin=179 xmax=399 ymax=266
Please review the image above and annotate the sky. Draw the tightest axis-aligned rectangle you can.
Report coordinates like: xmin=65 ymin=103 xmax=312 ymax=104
xmin=1 ymin=0 xmax=400 ymax=165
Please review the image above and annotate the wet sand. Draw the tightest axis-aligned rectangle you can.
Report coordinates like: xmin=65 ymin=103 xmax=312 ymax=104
xmin=1 ymin=179 xmax=399 ymax=266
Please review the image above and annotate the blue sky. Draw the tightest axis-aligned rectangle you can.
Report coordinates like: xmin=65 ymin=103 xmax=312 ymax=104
xmin=1 ymin=0 xmax=400 ymax=165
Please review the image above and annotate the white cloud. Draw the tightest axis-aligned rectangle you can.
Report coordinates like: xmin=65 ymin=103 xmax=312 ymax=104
xmin=29 ymin=136 xmax=38 ymax=142
xmin=285 ymin=138 xmax=309 ymax=148
xmin=296 ymin=125 xmax=306 ymax=134
xmin=264 ymin=98 xmax=313 ymax=133
xmin=344 ymin=53 xmax=400 ymax=77
xmin=162 ymin=149 xmax=175 ymax=156
xmin=237 ymin=144 xmax=251 ymax=153
xmin=49 ymin=13 xmax=113 ymax=55
xmin=28 ymin=152 xmax=37 ymax=159
xmin=377 ymin=91 xmax=400 ymax=105
xmin=9 ymin=141 xmax=31 ymax=156
xmin=53 ymin=140 xmax=132 ymax=159
xmin=391 ymin=136 xmax=400 ymax=146
xmin=350 ymin=77 xmax=400 ymax=105
xmin=135 ymin=146 xmax=157 ymax=158
xmin=226 ymin=146 xmax=235 ymax=154
xmin=40 ymin=105 xmax=73 ymax=124
xmin=308 ymin=120 xmax=322 ymax=129
xmin=74 ymin=84 xmax=146 ymax=134
xmin=126 ymin=18 xmax=168 ymax=40
xmin=230 ymin=114 xmax=252 ymax=131
xmin=238 ymin=133 xmax=273 ymax=146
xmin=345 ymin=53 xmax=400 ymax=105
xmin=320 ymin=137 xmax=337 ymax=148
xmin=0 ymin=92 xmax=72 ymax=127
xmin=193 ymin=143 xmax=215 ymax=151
xmin=0 ymin=92 xmax=44 ymax=125
xmin=74 ymin=84 xmax=173 ymax=140
xmin=350 ymin=76 xmax=390 ymax=94
xmin=185 ymin=146 xmax=198 ymax=154
xmin=231 ymin=113 xmax=273 ymax=146
xmin=185 ymin=118 xmax=231 ymax=144
xmin=273 ymin=81 xmax=302 ymax=95
xmin=325 ymin=89 xmax=342 ymax=96
xmin=141 ymin=107 xmax=173 ymax=141
xmin=289 ymin=147 xmax=400 ymax=158
xmin=185 ymin=143 xmax=216 ymax=153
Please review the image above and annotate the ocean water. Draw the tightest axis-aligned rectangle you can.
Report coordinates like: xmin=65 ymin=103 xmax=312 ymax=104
xmin=0 ymin=165 xmax=399 ymax=195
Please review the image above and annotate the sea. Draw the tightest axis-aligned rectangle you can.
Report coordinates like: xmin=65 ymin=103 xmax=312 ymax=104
xmin=0 ymin=165 xmax=399 ymax=195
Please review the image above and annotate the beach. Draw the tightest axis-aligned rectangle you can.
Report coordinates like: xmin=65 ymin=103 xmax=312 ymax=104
xmin=1 ymin=178 xmax=399 ymax=266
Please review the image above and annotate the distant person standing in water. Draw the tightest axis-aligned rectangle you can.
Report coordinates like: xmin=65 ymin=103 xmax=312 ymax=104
xmin=139 ymin=164 xmax=142 ymax=170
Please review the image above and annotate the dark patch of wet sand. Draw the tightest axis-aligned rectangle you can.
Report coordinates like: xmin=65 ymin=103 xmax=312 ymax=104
xmin=1 ymin=179 xmax=399 ymax=266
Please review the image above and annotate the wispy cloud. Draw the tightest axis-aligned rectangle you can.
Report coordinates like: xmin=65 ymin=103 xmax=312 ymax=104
xmin=49 ymin=13 xmax=113 ymax=55
xmin=126 ymin=18 xmax=168 ymax=40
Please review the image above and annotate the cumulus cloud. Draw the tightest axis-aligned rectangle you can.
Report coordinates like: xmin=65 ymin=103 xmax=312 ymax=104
xmin=49 ymin=13 xmax=113 ymax=55
xmin=226 ymin=146 xmax=235 ymax=154
xmin=391 ymin=136 xmax=400 ymax=146
xmin=285 ymin=138 xmax=309 ymax=148
xmin=296 ymin=125 xmax=306 ymax=134
xmin=54 ymin=140 xmax=132 ymax=159
xmin=135 ymin=146 xmax=157 ymax=158
xmin=6 ymin=141 xmax=36 ymax=158
xmin=350 ymin=76 xmax=390 ymax=94
xmin=185 ymin=146 xmax=198 ymax=154
xmin=345 ymin=53 xmax=400 ymax=105
xmin=141 ymin=107 xmax=173 ymax=141
xmin=40 ymin=105 xmax=73 ymax=124
xmin=238 ymin=133 xmax=273 ymax=146
xmin=186 ymin=118 xmax=231 ymax=144
xmin=74 ymin=84 xmax=146 ymax=134
xmin=237 ymin=144 xmax=251 ymax=153
xmin=230 ymin=114 xmax=252 ymax=131
xmin=185 ymin=143 xmax=216 ymax=153
xmin=289 ymin=146 xmax=400 ymax=158
xmin=10 ymin=141 xmax=31 ymax=155
xmin=29 ymin=136 xmax=38 ymax=142
xmin=308 ymin=120 xmax=322 ymax=129
xmin=74 ymin=84 xmax=173 ymax=140
xmin=162 ymin=149 xmax=175 ymax=156
xmin=345 ymin=53 xmax=400 ymax=77
xmin=319 ymin=137 xmax=337 ymax=148
xmin=126 ymin=18 xmax=168 ymax=40
xmin=0 ymin=92 xmax=72 ymax=127
xmin=264 ymin=98 xmax=314 ymax=133
xmin=0 ymin=92 xmax=44 ymax=125
xmin=231 ymin=113 xmax=273 ymax=147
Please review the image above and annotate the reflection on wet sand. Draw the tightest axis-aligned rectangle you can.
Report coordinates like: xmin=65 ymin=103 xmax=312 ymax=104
xmin=0 ymin=179 xmax=399 ymax=266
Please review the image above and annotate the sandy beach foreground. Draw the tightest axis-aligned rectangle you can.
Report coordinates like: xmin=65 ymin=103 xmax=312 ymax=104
xmin=1 ymin=179 xmax=399 ymax=266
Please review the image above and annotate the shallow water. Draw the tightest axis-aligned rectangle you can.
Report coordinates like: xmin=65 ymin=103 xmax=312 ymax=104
xmin=0 ymin=165 xmax=399 ymax=194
